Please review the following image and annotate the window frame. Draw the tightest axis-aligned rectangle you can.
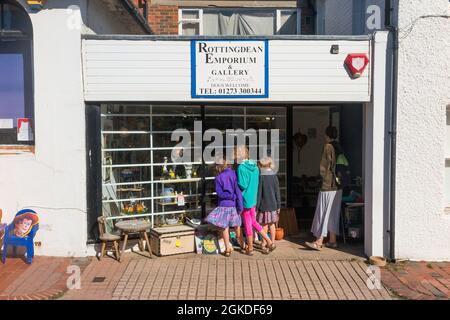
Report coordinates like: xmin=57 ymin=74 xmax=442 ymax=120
xmin=178 ymin=8 xmax=203 ymax=36
xmin=276 ymin=8 xmax=302 ymax=35
xmin=178 ymin=7 xmax=302 ymax=36
xmin=0 ymin=0 xmax=34 ymax=149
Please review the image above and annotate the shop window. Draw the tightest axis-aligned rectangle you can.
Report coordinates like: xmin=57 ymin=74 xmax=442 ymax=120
xmin=0 ymin=0 xmax=34 ymax=147
xmin=179 ymin=8 xmax=300 ymax=36
xmin=100 ymin=105 xmax=287 ymax=232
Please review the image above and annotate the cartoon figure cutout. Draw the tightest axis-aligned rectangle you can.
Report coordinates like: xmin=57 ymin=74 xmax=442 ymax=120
xmin=13 ymin=211 xmax=39 ymax=237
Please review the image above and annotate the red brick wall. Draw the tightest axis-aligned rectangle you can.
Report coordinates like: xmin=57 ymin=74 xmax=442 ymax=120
xmin=148 ymin=4 xmax=179 ymax=35
xmin=131 ymin=0 xmax=179 ymax=35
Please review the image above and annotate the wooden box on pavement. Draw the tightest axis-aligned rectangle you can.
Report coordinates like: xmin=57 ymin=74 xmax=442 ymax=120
xmin=150 ymin=225 xmax=195 ymax=256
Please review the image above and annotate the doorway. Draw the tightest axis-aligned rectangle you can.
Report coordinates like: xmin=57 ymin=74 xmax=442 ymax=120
xmin=290 ymin=105 xmax=364 ymax=247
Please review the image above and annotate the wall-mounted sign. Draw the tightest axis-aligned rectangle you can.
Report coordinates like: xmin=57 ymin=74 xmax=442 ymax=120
xmin=0 ymin=119 xmax=13 ymax=129
xmin=191 ymin=40 xmax=268 ymax=99
xmin=17 ymin=118 xmax=34 ymax=142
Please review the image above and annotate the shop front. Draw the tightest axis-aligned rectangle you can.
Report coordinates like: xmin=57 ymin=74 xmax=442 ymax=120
xmin=83 ymin=33 xmax=390 ymax=258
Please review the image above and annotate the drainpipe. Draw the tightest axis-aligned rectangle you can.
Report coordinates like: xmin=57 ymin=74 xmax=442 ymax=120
xmin=385 ymin=0 xmax=398 ymax=262
xmin=143 ymin=0 xmax=149 ymax=22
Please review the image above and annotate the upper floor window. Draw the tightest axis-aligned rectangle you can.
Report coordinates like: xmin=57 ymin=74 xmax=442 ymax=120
xmin=0 ymin=0 xmax=34 ymax=147
xmin=178 ymin=8 xmax=300 ymax=36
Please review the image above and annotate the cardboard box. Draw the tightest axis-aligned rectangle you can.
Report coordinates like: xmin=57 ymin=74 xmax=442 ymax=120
xmin=150 ymin=225 xmax=195 ymax=256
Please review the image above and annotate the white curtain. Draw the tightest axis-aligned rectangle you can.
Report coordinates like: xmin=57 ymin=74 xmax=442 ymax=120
xmin=203 ymin=10 xmax=276 ymax=36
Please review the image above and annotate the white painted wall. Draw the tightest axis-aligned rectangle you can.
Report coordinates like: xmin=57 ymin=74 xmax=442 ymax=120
xmin=394 ymin=0 xmax=450 ymax=261
xmin=0 ymin=0 xmax=87 ymax=257
xmin=82 ymin=38 xmax=372 ymax=102
xmin=364 ymin=31 xmax=389 ymax=258
xmin=0 ymin=0 xmax=144 ymax=257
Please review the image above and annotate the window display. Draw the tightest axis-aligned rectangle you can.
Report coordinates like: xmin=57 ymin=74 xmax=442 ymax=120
xmin=100 ymin=104 xmax=286 ymax=232
xmin=101 ymin=104 xmax=203 ymax=231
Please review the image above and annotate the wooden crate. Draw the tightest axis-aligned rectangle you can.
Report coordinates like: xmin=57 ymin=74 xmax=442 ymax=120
xmin=149 ymin=225 xmax=195 ymax=256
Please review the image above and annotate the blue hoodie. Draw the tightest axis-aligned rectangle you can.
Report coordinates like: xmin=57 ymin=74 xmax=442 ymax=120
xmin=237 ymin=160 xmax=259 ymax=209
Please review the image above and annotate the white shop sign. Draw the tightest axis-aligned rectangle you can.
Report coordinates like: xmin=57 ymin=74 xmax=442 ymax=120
xmin=191 ymin=40 xmax=268 ymax=99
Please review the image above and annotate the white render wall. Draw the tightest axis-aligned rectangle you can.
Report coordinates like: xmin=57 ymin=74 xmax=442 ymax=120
xmin=0 ymin=0 xmax=143 ymax=257
xmin=394 ymin=0 xmax=450 ymax=260
xmin=0 ymin=0 xmax=87 ymax=256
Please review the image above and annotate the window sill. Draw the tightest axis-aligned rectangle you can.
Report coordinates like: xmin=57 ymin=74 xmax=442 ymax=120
xmin=0 ymin=145 xmax=35 ymax=155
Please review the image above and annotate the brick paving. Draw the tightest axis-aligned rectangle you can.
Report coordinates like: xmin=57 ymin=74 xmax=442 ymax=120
xmin=381 ymin=261 xmax=450 ymax=300
xmin=1 ymin=239 xmax=449 ymax=300
xmin=62 ymin=254 xmax=392 ymax=300
xmin=0 ymin=256 xmax=76 ymax=300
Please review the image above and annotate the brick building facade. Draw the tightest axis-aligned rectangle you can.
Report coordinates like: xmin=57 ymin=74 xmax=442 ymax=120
xmin=132 ymin=0 xmax=316 ymax=35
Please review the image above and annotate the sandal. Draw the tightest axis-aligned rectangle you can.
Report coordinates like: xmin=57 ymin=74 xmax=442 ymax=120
xmin=267 ymin=243 xmax=277 ymax=251
xmin=224 ymin=248 xmax=232 ymax=257
xmin=305 ymin=241 xmax=323 ymax=251
xmin=325 ymin=242 xmax=338 ymax=248
xmin=261 ymin=247 xmax=270 ymax=255
xmin=245 ymin=247 xmax=254 ymax=256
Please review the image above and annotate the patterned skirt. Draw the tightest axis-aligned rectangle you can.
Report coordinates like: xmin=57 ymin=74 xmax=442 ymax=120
xmin=256 ymin=210 xmax=279 ymax=225
xmin=205 ymin=206 xmax=242 ymax=229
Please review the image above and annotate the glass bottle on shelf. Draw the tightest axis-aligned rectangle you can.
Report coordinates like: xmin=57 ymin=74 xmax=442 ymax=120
xmin=161 ymin=156 xmax=169 ymax=180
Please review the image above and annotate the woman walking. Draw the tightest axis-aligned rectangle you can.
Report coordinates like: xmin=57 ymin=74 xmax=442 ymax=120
xmin=305 ymin=126 xmax=342 ymax=251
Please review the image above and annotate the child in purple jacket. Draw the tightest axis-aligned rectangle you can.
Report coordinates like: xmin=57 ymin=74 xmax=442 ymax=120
xmin=205 ymin=158 xmax=243 ymax=257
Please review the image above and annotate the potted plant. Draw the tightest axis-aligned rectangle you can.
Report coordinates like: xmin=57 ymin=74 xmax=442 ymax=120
xmin=275 ymin=223 xmax=284 ymax=240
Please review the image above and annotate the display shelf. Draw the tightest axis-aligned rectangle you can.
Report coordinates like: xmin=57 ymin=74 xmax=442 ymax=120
xmin=117 ymin=187 xmax=144 ymax=192
xmin=155 ymin=199 xmax=199 ymax=206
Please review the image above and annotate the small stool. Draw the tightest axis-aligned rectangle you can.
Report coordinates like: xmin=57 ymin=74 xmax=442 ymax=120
xmin=97 ymin=216 xmax=121 ymax=261
xmin=115 ymin=219 xmax=153 ymax=261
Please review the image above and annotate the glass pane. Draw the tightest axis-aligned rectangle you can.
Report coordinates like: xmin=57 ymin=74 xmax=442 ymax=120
xmin=279 ymin=11 xmax=297 ymax=35
xmin=2 ymin=4 xmax=32 ymax=33
xmin=181 ymin=10 xmax=200 ymax=20
xmin=203 ymin=9 xmax=275 ymax=35
xmin=182 ymin=22 xmax=200 ymax=35
xmin=203 ymin=106 xmax=287 ymax=210
xmin=0 ymin=53 xmax=26 ymax=144
xmin=100 ymin=104 xmax=203 ymax=229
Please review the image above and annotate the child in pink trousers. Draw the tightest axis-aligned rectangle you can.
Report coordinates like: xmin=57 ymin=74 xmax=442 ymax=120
xmin=235 ymin=146 xmax=276 ymax=255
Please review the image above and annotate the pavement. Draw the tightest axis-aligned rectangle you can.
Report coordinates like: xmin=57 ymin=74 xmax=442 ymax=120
xmin=0 ymin=256 xmax=74 ymax=300
xmin=0 ymin=237 xmax=449 ymax=300
xmin=61 ymin=254 xmax=391 ymax=300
